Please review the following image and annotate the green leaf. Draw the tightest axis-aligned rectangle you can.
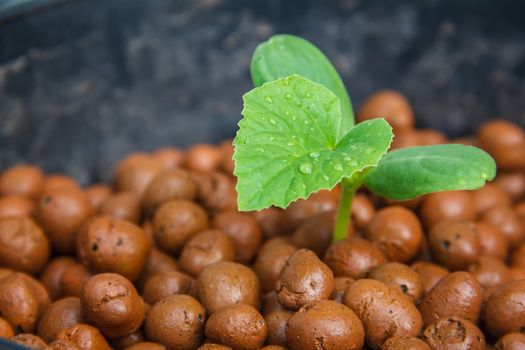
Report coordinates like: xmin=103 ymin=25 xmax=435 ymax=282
xmin=233 ymin=75 xmax=393 ymax=211
xmin=251 ymin=34 xmax=354 ymax=139
xmin=363 ymin=144 xmax=497 ymax=200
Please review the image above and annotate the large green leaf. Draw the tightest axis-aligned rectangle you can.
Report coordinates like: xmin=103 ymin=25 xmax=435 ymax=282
xmin=363 ymin=144 xmax=497 ymax=200
xmin=233 ymin=75 xmax=393 ymax=211
xmin=251 ymin=34 xmax=354 ymax=140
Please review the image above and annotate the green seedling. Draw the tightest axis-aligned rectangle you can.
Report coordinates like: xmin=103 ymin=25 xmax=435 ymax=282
xmin=233 ymin=34 xmax=496 ymax=241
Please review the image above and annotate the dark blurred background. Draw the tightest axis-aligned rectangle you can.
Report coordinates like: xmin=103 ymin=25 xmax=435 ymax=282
xmin=1 ymin=0 xmax=524 ymax=184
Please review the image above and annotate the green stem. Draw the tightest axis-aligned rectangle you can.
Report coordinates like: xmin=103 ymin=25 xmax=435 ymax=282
xmin=333 ymin=178 xmax=358 ymax=241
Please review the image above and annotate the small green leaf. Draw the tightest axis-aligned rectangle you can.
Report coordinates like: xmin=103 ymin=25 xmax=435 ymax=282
xmin=233 ymin=75 xmax=393 ymax=211
xmin=251 ymin=34 xmax=354 ymax=138
xmin=363 ymin=144 xmax=497 ymax=200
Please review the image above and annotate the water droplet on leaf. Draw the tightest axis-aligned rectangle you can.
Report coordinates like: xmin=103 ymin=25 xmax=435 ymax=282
xmin=299 ymin=163 xmax=313 ymax=175
xmin=309 ymin=152 xmax=320 ymax=158
xmin=285 ymin=93 xmax=292 ymax=100
xmin=269 ymin=118 xmax=276 ymax=125
xmin=265 ymin=96 xmax=273 ymax=103
xmin=334 ymin=163 xmax=343 ymax=171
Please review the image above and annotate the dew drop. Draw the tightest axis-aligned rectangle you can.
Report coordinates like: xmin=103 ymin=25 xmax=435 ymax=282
xmin=287 ymin=142 xmax=294 ymax=146
xmin=299 ymin=163 xmax=313 ymax=175
xmin=309 ymin=152 xmax=320 ymax=158
xmin=269 ymin=136 xmax=275 ymax=141
xmin=285 ymin=93 xmax=292 ymax=100
xmin=265 ymin=96 xmax=273 ymax=103
xmin=481 ymin=172 xmax=487 ymax=179
xmin=344 ymin=156 xmax=352 ymax=161
xmin=322 ymin=175 xmax=329 ymax=181
xmin=306 ymin=93 xmax=312 ymax=98
xmin=334 ymin=163 xmax=343 ymax=171
xmin=350 ymin=161 xmax=358 ymax=166
xmin=269 ymin=118 xmax=277 ymax=125
xmin=284 ymin=111 xmax=290 ymax=116
xmin=304 ymin=120 xmax=310 ymax=125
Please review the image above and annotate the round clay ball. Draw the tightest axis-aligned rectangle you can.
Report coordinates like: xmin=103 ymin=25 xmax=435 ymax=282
xmin=281 ymin=191 xmax=338 ymax=233
xmin=76 ymin=216 xmax=152 ymax=281
xmin=84 ymin=184 xmax=112 ymax=211
xmin=369 ymin=262 xmax=424 ymax=303
xmin=276 ymin=249 xmax=334 ymax=311
xmin=153 ymin=199 xmax=208 ymax=255
xmin=184 ymin=144 xmax=222 ymax=173
xmin=264 ymin=310 xmax=292 ymax=347
xmin=99 ymin=192 xmax=141 ymax=223
xmin=81 ymin=273 xmax=145 ymax=338
xmin=0 ymin=164 xmax=44 ymax=199
xmin=416 ymin=129 xmax=448 ymax=144
xmin=251 ymin=207 xmax=283 ymax=239
xmin=364 ymin=206 xmax=423 ymax=262
xmin=419 ymin=271 xmax=483 ymax=326
xmin=484 ymin=280 xmax=525 ymax=337
xmin=134 ymin=249 xmax=178 ymax=292
xmin=142 ymin=271 xmax=195 ymax=305
xmin=262 ymin=291 xmax=284 ymax=316
xmin=37 ymin=187 xmax=93 ymax=254
xmin=468 ymin=255 xmax=511 ymax=290
xmin=195 ymin=171 xmax=238 ymax=214
xmin=11 ymin=333 xmax=49 ymax=349
xmin=37 ymin=297 xmax=84 ymax=343
xmin=40 ymin=257 xmax=76 ymax=301
xmin=113 ymin=153 xmax=163 ymax=197
xmin=477 ymin=119 xmax=525 ymax=170
xmin=422 ymin=317 xmax=485 ymax=350
xmin=411 ymin=261 xmax=449 ymax=294
xmin=476 ymin=222 xmax=509 ymax=261
xmin=254 ymin=240 xmax=297 ymax=293
xmin=145 ymin=295 xmax=205 ymax=350
xmin=0 ymin=216 xmax=50 ymax=274
xmin=472 ymin=183 xmax=512 ymax=214
xmin=212 ymin=211 xmax=263 ymax=264
xmin=482 ymin=206 xmax=525 ymax=247
xmin=495 ymin=333 xmax=525 ymax=350
xmin=0 ymin=272 xmax=50 ymax=333
xmin=0 ymin=317 xmax=14 ymax=338
xmin=287 ymin=299 xmax=364 ymax=350
xmin=196 ymin=344 xmax=231 ymax=350
xmin=427 ymin=220 xmax=481 ymax=271
xmin=323 ymin=238 xmax=387 ymax=279
xmin=205 ymin=304 xmax=267 ymax=350
xmin=420 ymin=190 xmax=476 ymax=229
xmin=60 ymin=264 xmax=92 ymax=298
xmin=351 ymin=194 xmax=376 ymax=230
xmin=179 ymin=230 xmax=236 ymax=277
xmin=55 ymin=323 xmax=112 ymax=350
xmin=343 ymin=279 xmax=423 ymax=348
xmin=291 ymin=210 xmax=348 ymax=258
xmin=151 ymin=147 xmax=184 ymax=170
xmin=383 ymin=336 xmax=430 ymax=350
xmin=126 ymin=342 xmax=166 ymax=350
xmin=495 ymin=172 xmax=525 ymax=200
xmin=331 ymin=277 xmax=355 ymax=303
xmin=196 ymin=261 xmax=260 ymax=314
xmin=357 ymin=90 xmax=414 ymax=133
xmin=43 ymin=174 xmax=79 ymax=192
xmin=110 ymin=330 xmax=144 ymax=349
xmin=141 ymin=169 xmax=198 ymax=216
xmin=0 ymin=195 xmax=35 ymax=218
